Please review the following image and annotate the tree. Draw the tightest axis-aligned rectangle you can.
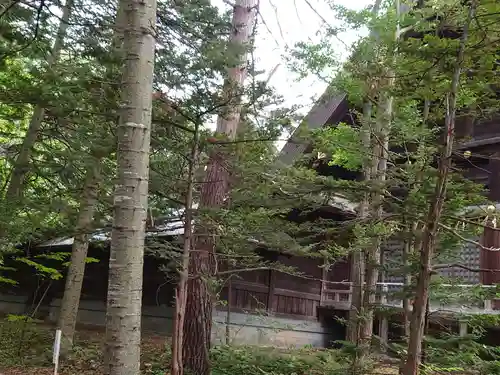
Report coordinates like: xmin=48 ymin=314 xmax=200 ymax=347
xmin=4 ymin=0 xmax=73 ymax=202
xmin=56 ymin=3 xmax=126 ymax=354
xmin=182 ymin=2 xmax=258 ymax=374
xmin=289 ymin=0 xmax=500 ymax=374
xmin=402 ymin=2 xmax=477 ymax=374
xmin=104 ymin=0 xmax=157 ymax=374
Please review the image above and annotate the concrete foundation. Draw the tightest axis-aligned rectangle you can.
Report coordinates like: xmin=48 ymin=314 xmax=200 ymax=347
xmin=0 ymin=294 xmax=332 ymax=348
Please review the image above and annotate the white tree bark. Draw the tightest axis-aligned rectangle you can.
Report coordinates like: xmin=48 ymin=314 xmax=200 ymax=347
xmin=57 ymin=3 xmax=126 ymax=355
xmin=104 ymin=0 xmax=157 ymax=373
xmin=57 ymin=161 xmax=101 ymax=354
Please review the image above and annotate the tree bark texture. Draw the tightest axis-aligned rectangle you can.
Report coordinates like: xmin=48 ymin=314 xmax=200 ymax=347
xmin=402 ymin=4 xmax=475 ymax=374
xmin=361 ymin=69 xmax=394 ymax=345
xmin=104 ymin=0 xmax=156 ymax=374
xmin=58 ymin=2 xmax=125 ymax=357
xmin=346 ymin=0 xmax=382 ymax=346
xmin=5 ymin=0 xmax=73 ymax=201
xmin=57 ymin=161 xmax=101 ymax=354
xmin=171 ymin=122 xmax=200 ymax=375
xmin=347 ymin=101 xmax=370 ymax=344
xmin=182 ymin=2 xmax=257 ymax=375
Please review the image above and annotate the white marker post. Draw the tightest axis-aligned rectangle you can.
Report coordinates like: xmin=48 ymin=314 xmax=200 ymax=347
xmin=53 ymin=329 xmax=62 ymax=375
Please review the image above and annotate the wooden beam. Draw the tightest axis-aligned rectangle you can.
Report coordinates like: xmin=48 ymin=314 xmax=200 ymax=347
xmin=488 ymin=152 xmax=500 ymax=201
xmin=231 ymin=280 xmax=322 ymax=302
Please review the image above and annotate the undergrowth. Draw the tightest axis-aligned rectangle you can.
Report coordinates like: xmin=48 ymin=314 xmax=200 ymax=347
xmin=0 ymin=315 xmax=54 ymax=367
xmin=0 ymin=318 xmax=345 ymax=375
xmin=210 ymin=345 xmax=345 ymax=375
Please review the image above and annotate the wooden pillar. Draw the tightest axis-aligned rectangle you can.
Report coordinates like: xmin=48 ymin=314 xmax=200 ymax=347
xmin=480 ymin=155 xmax=500 ymax=309
xmin=225 ymin=277 xmax=232 ymax=344
xmin=455 ymin=114 xmax=474 ymax=139
xmin=459 ymin=321 xmax=468 ymax=337
xmin=480 ymin=225 xmax=500 ymax=310
xmin=267 ymin=269 xmax=276 ymax=312
xmin=319 ymin=260 xmax=327 ymax=306
xmin=488 ymin=152 xmax=500 ymax=202
xmin=379 ymin=283 xmax=389 ymax=352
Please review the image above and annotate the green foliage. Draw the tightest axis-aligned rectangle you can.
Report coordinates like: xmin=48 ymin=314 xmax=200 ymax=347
xmin=16 ymin=257 xmax=63 ymax=280
xmin=313 ymin=123 xmax=363 ymax=171
xmin=210 ymin=346 xmax=344 ymax=375
xmin=0 ymin=318 xmax=52 ymax=367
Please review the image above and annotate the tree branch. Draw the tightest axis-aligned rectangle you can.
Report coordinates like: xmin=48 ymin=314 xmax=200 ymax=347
xmin=438 ymin=222 xmax=500 ymax=251
xmin=432 ymin=263 xmax=500 ymax=273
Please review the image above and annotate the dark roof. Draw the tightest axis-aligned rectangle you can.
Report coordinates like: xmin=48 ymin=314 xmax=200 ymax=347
xmin=276 ymin=91 xmax=348 ymax=166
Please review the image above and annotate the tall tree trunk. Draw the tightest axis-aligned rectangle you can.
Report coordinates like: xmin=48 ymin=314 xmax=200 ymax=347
xmin=401 ymin=100 xmax=429 ymax=355
xmin=57 ymin=161 xmax=101 ymax=354
xmin=361 ymin=66 xmax=395 ymax=344
xmin=402 ymin=3 xmax=475 ymax=375
xmin=182 ymin=2 xmax=257 ymax=375
xmin=171 ymin=122 xmax=200 ymax=375
xmin=347 ymin=101 xmax=370 ymax=344
xmin=104 ymin=0 xmax=157 ymax=373
xmin=350 ymin=0 xmax=398 ymax=359
xmin=402 ymin=228 xmax=412 ymax=339
xmin=5 ymin=0 xmax=73 ymax=201
xmin=347 ymin=0 xmax=382 ymax=345
xmin=57 ymin=3 xmax=125 ymax=355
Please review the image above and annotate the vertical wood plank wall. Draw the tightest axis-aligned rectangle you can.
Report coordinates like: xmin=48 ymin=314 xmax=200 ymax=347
xmin=220 ymin=254 xmax=351 ymax=319
xmin=480 ymin=226 xmax=500 ymax=309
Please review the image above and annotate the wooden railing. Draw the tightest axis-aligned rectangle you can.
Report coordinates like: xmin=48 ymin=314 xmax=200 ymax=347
xmin=320 ymin=282 xmax=498 ymax=313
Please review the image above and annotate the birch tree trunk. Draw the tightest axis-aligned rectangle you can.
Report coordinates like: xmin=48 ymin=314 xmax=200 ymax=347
xmin=57 ymin=161 xmax=101 ymax=354
xmin=402 ymin=3 xmax=475 ymax=374
xmin=182 ymin=2 xmax=257 ymax=374
xmin=57 ymin=4 xmax=125 ymax=355
xmin=104 ymin=0 xmax=157 ymax=373
xmin=5 ymin=0 xmax=73 ymax=201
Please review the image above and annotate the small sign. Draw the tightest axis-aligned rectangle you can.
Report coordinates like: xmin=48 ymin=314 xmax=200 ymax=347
xmin=53 ymin=329 xmax=62 ymax=375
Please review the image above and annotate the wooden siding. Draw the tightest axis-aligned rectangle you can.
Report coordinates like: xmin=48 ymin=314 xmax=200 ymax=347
xmin=220 ymin=255 xmax=351 ymax=318
xmin=480 ymin=227 xmax=500 ymax=285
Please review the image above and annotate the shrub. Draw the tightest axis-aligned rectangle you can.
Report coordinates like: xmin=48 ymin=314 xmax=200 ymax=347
xmin=210 ymin=345 xmax=344 ymax=375
xmin=0 ymin=316 xmax=53 ymax=367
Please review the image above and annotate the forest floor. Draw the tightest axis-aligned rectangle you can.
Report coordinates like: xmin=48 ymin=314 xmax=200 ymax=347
xmin=0 ymin=319 xmax=399 ymax=375
xmin=0 ymin=320 xmax=166 ymax=375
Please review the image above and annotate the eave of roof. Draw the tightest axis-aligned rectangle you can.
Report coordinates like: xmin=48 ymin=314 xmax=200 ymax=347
xmin=276 ymin=91 xmax=348 ymax=167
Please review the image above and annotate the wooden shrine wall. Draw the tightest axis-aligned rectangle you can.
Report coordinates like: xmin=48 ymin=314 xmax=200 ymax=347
xmin=220 ymin=254 xmax=351 ymax=319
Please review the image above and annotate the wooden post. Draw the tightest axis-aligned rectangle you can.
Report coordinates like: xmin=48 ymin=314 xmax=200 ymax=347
xmin=484 ymin=299 xmax=492 ymax=311
xmin=225 ymin=277 xmax=232 ymax=345
xmin=319 ymin=260 xmax=327 ymax=306
xmin=379 ymin=284 xmax=389 ymax=352
xmin=459 ymin=320 xmax=468 ymax=337
xmin=267 ymin=269 xmax=276 ymax=312
xmin=480 ymin=222 xmax=500 ymax=310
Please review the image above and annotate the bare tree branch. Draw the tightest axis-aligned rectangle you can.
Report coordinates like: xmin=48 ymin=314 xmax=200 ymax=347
xmin=438 ymin=222 xmax=500 ymax=251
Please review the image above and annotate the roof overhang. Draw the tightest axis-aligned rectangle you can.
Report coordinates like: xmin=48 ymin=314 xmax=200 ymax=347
xmin=276 ymin=91 xmax=348 ymax=167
